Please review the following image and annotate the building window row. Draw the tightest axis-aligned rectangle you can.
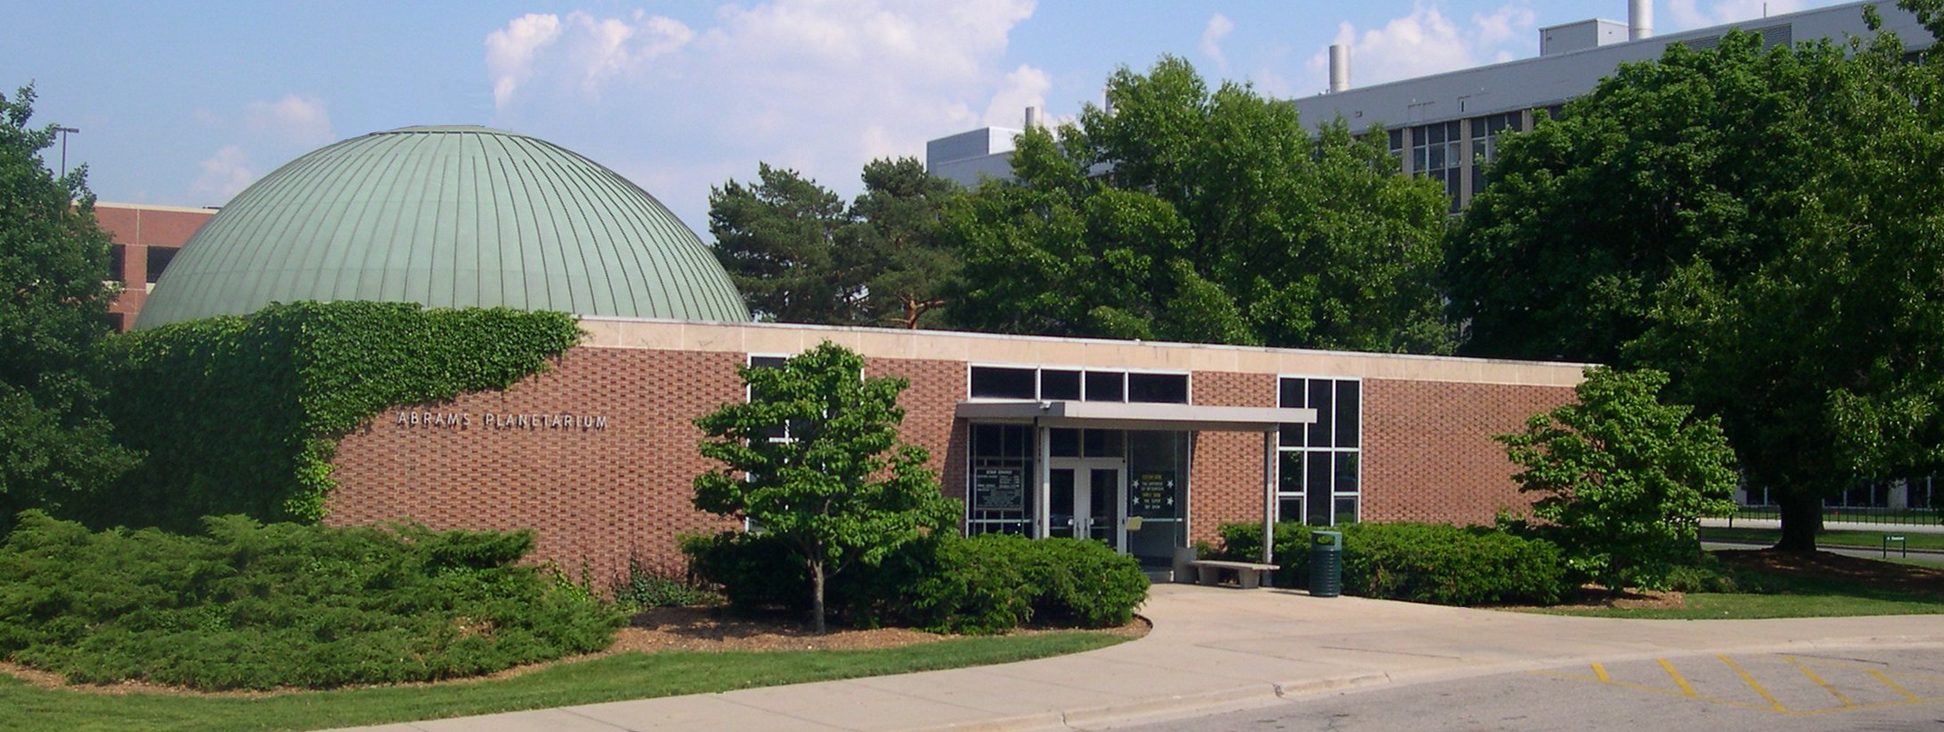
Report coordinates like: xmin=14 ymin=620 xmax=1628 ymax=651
xmin=968 ymin=365 xmax=1188 ymax=404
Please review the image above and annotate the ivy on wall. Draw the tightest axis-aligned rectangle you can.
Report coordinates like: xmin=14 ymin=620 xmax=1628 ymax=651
xmin=93 ymin=302 xmax=583 ymax=531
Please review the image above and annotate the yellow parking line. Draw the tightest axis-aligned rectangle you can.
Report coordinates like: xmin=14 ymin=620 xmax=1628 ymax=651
xmin=1868 ymin=669 xmax=1922 ymax=702
xmin=1783 ymin=656 xmax=1854 ymax=707
xmin=1720 ymin=655 xmax=1790 ymax=713
xmin=1593 ymin=662 xmax=1611 ymax=683
xmin=1659 ymin=659 xmax=1700 ymax=698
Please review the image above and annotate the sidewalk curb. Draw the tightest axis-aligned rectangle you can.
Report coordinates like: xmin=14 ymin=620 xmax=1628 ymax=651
xmin=903 ymin=673 xmax=1393 ymax=732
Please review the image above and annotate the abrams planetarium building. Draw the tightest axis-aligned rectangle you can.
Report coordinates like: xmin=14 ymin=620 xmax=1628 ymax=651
xmin=122 ymin=125 xmax=1583 ymax=580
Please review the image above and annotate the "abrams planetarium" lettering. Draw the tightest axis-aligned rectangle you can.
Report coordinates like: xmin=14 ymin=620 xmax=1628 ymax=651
xmin=394 ymin=411 xmax=609 ymax=431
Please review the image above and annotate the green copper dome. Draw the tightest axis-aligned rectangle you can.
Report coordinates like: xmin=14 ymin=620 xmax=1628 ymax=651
xmin=136 ymin=125 xmax=749 ymax=328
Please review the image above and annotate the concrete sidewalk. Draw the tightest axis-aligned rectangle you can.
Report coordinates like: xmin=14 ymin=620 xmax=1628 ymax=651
xmin=340 ymin=585 xmax=1944 ymax=732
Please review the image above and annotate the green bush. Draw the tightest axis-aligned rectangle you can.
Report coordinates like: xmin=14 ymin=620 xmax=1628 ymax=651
xmin=611 ymin=557 xmax=722 ymax=611
xmin=1215 ymin=522 xmax=1571 ymax=606
xmin=685 ymin=531 xmax=1148 ymax=634
xmin=0 ymin=512 xmax=622 ymax=691
xmin=908 ymin=535 xmax=1149 ymax=634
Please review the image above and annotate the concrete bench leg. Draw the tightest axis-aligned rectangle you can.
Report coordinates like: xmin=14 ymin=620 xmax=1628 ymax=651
xmin=1197 ymin=565 xmax=1220 ymax=585
xmin=1238 ymin=570 xmax=1261 ymax=590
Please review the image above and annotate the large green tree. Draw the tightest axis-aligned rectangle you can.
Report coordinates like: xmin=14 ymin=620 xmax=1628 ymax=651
xmin=708 ymin=158 xmax=960 ymax=328
xmin=946 ymin=56 xmax=1452 ymax=352
xmin=1499 ymin=368 xmax=1737 ymax=592
xmin=692 ymin=341 xmax=956 ymax=633
xmin=0 ymin=84 xmax=139 ymax=527
xmin=1446 ymin=11 xmax=1944 ymax=549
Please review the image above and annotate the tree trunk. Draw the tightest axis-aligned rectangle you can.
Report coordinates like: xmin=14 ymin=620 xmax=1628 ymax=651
xmin=810 ymin=559 xmax=827 ymax=635
xmin=1776 ymin=490 xmax=1822 ymax=552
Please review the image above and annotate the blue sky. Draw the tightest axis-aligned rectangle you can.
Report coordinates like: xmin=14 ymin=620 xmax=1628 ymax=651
xmin=4 ymin=0 xmax=1855 ymax=238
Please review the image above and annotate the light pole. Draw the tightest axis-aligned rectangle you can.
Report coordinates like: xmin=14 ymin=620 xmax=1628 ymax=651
xmin=52 ymin=126 xmax=79 ymax=177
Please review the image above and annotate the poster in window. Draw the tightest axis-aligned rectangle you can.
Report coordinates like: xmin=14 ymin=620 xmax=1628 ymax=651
xmin=972 ymin=467 xmax=1025 ymax=512
xmin=1130 ymin=471 xmax=1175 ymax=517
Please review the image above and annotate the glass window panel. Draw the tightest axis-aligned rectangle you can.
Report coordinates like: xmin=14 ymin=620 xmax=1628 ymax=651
xmin=1307 ymin=380 xmax=1334 ymax=447
xmin=146 ymin=247 xmax=178 ymax=283
xmin=970 ymin=366 xmax=1037 ymax=399
xmin=1041 ymin=369 xmax=1081 ymax=400
xmin=1388 ymin=128 xmax=1403 ymax=150
xmin=1278 ymin=378 xmax=1305 ymax=408
xmin=1446 ymin=120 xmax=1461 ymax=139
xmin=1050 ymin=428 xmax=1081 ymax=458
xmin=1412 ymin=147 xmax=1427 ymax=172
xmin=1306 ymin=452 xmax=1332 ymax=527
xmin=1428 ymin=145 xmax=1445 ymax=170
xmin=1426 ymin=123 xmax=1444 ymax=144
xmin=1083 ymin=429 xmax=1124 ymax=458
xmin=1335 ymin=381 xmax=1360 ymax=448
xmin=1049 ymin=469 xmax=1077 ymax=538
xmin=1279 ymin=497 xmax=1304 ymax=523
xmin=1127 ymin=373 xmax=1188 ymax=403
xmin=1334 ymin=496 xmax=1359 ymax=526
xmin=1084 ymin=371 xmax=1125 ymax=402
xmin=749 ymin=356 xmax=787 ymax=369
xmin=1335 ymin=453 xmax=1359 ymax=496
xmin=1279 ymin=451 xmax=1303 ymax=494
xmin=972 ymin=423 xmax=1005 ymax=457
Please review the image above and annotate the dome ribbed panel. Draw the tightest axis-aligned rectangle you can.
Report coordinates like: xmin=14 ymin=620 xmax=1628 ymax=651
xmin=135 ymin=125 xmax=750 ymax=329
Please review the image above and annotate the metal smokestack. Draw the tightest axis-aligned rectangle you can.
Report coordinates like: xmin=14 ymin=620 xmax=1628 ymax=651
xmin=1629 ymin=0 xmax=1654 ymax=40
xmin=1024 ymin=106 xmax=1039 ymax=130
xmin=1328 ymin=44 xmax=1351 ymax=93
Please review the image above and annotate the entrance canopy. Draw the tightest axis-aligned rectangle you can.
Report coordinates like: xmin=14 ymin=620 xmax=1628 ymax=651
xmin=956 ymin=400 xmax=1316 ymax=566
xmin=954 ymin=400 xmax=1316 ymax=432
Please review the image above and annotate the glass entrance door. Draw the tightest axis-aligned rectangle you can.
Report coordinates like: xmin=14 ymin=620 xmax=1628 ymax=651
xmin=1048 ymin=460 xmax=1125 ymax=551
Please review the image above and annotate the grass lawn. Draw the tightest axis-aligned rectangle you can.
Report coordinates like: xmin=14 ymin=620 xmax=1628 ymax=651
xmin=1530 ymin=550 xmax=1944 ymax=620
xmin=0 ymin=632 xmax=1126 ymax=732
xmin=1700 ymin=526 xmax=1944 ymax=552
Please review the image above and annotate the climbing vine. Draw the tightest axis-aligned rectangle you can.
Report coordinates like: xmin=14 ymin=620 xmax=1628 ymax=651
xmin=93 ymin=302 xmax=583 ymax=530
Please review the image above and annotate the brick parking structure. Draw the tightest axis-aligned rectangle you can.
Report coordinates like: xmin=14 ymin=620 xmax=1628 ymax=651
xmin=324 ymin=319 xmax=1584 ymax=579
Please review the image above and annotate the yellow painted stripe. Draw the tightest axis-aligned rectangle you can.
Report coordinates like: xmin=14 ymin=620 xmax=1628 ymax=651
xmin=1593 ymin=663 xmax=1612 ymax=683
xmin=1659 ymin=659 xmax=1700 ymax=697
xmin=1868 ymin=670 xmax=1921 ymax=702
xmin=1720 ymin=655 xmax=1789 ymax=713
xmin=1783 ymin=656 xmax=1854 ymax=707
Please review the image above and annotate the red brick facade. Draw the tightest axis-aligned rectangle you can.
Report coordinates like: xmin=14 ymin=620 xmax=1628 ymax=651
xmin=324 ymin=342 xmax=1577 ymax=580
xmin=1362 ymin=379 xmax=1573 ymax=525
xmin=94 ymin=204 xmax=216 ymax=331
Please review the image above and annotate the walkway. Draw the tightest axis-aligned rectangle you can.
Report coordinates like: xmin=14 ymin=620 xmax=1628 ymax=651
xmin=341 ymin=585 xmax=1944 ymax=732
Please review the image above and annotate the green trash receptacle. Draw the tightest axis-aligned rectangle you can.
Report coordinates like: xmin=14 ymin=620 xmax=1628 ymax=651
xmin=1310 ymin=531 xmax=1343 ymax=597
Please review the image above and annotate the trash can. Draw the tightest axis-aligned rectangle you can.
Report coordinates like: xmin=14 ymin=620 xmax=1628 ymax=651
xmin=1309 ymin=531 xmax=1343 ymax=597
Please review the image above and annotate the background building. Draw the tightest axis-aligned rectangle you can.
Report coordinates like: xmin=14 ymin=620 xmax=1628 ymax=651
xmin=925 ymin=1 xmax=1936 ymax=213
xmin=96 ymin=202 xmax=216 ymax=331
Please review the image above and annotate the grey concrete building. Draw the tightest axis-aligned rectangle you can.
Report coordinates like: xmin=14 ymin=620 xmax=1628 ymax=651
xmin=925 ymin=1 xmax=1935 ymax=212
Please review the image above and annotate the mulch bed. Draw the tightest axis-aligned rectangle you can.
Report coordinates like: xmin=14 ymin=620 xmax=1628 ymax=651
xmin=1712 ymin=548 xmax=1944 ymax=596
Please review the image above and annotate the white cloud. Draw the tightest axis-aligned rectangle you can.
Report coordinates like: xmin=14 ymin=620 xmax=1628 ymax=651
xmin=982 ymin=64 xmax=1050 ymax=128
xmin=486 ymin=13 xmax=564 ymax=108
xmin=482 ymin=0 xmax=1040 ymax=231
xmin=1303 ymin=3 xmax=1540 ymax=91
xmin=244 ymin=94 xmax=333 ymax=147
xmin=1200 ymin=14 xmax=1235 ymax=73
xmin=192 ymin=145 xmax=255 ymax=201
xmin=1668 ymin=0 xmax=1803 ymax=31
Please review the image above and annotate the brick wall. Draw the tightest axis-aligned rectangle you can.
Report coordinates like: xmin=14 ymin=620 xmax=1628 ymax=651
xmin=1188 ymin=370 xmax=1276 ymax=546
xmin=95 ymin=205 xmax=214 ymax=330
xmin=325 ymin=344 xmax=1576 ymax=580
xmin=327 ymin=348 xmax=746 ymax=583
xmin=1362 ymin=378 xmax=1576 ymax=525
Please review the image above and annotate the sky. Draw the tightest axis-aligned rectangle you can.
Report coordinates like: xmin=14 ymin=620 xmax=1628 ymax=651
xmin=3 ymin=0 xmax=1855 ymax=239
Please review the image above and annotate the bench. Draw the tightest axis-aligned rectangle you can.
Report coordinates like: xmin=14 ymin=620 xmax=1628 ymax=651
xmin=1186 ymin=559 xmax=1281 ymax=589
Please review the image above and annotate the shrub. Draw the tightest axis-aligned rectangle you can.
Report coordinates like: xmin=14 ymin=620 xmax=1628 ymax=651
xmin=611 ymin=556 xmax=722 ymax=611
xmin=908 ymin=535 xmax=1149 ymax=634
xmin=0 ymin=512 xmax=622 ymax=691
xmin=1215 ymin=521 xmax=1571 ymax=606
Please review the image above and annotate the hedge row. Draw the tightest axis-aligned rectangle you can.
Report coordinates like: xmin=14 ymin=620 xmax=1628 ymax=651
xmin=0 ymin=512 xmax=621 ymax=691
xmin=1216 ymin=521 xmax=1571 ymax=606
xmin=683 ymin=532 xmax=1148 ymax=634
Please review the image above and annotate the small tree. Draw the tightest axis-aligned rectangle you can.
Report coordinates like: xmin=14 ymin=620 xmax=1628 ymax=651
xmin=1498 ymin=368 xmax=1737 ymax=592
xmin=692 ymin=341 xmax=955 ymax=633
